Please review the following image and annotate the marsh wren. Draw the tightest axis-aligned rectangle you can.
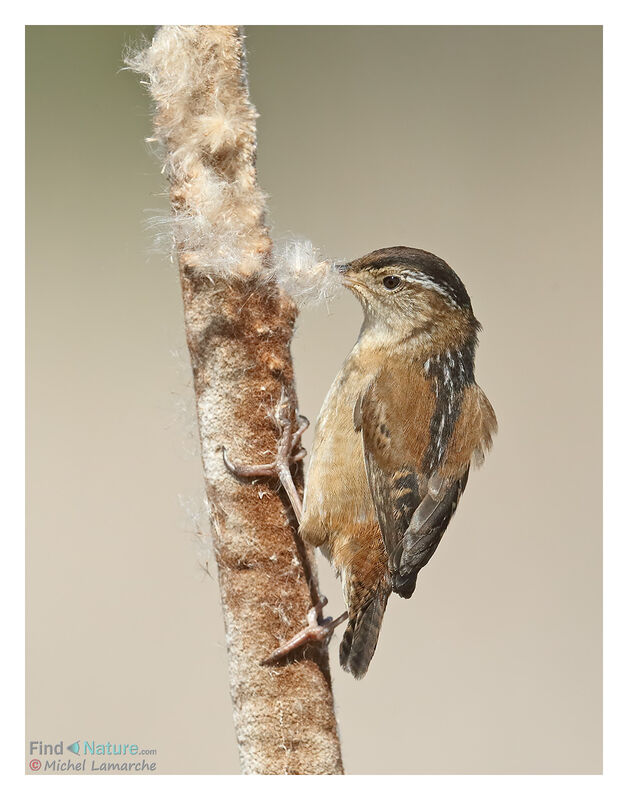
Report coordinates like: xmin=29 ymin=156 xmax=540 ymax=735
xmin=225 ymin=246 xmax=496 ymax=678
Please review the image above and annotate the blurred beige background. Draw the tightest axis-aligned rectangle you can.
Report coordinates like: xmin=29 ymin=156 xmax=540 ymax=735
xmin=26 ymin=26 xmax=601 ymax=774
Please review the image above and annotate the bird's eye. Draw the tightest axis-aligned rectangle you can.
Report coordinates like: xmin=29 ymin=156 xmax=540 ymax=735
xmin=382 ymin=275 xmax=401 ymax=290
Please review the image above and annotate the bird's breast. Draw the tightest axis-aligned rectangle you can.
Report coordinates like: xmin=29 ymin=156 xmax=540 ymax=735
xmin=301 ymin=352 xmax=376 ymax=545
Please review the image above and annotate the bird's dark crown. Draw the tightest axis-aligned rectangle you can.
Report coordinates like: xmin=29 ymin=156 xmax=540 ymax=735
xmin=347 ymin=246 xmax=472 ymax=311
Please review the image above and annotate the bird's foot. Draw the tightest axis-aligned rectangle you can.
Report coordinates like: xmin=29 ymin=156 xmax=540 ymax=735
xmin=222 ymin=388 xmax=309 ymax=521
xmin=260 ymin=595 xmax=349 ymax=666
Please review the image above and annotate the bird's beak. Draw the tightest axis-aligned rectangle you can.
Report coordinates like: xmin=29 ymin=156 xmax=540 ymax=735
xmin=335 ymin=261 xmax=359 ymax=288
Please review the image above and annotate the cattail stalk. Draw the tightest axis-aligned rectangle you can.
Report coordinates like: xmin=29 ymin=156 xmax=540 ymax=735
xmin=129 ymin=25 xmax=344 ymax=775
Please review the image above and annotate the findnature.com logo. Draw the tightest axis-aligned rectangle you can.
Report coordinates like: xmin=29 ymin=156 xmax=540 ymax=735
xmin=28 ymin=740 xmax=158 ymax=773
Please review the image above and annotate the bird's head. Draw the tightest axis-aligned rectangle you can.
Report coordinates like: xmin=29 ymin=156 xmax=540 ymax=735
xmin=337 ymin=246 xmax=479 ymax=348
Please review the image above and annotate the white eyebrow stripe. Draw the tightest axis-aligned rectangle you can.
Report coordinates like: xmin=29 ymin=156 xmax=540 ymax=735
xmin=400 ymin=271 xmax=460 ymax=307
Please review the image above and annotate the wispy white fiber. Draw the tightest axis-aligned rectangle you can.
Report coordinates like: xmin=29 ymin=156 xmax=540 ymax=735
xmin=126 ymin=26 xmax=269 ymax=278
xmin=178 ymin=493 xmax=215 ymax=578
xmin=270 ymin=239 xmax=343 ymax=307
xmin=127 ymin=27 xmax=341 ymax=305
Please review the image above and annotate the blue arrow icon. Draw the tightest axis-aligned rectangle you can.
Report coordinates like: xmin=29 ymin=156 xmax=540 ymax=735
xmin=67 ymin=741 xmax=80 ymax=755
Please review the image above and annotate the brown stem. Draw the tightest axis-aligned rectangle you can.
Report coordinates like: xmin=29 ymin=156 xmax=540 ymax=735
xmin=130 ymin=25 xmax=343 ymax=775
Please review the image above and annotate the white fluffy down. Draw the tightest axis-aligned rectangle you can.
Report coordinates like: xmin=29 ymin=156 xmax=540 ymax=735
xmin=270 ymin=240 xmax=343 ymax=307
xmin=127 ymin=27 xmax=341 ymax=304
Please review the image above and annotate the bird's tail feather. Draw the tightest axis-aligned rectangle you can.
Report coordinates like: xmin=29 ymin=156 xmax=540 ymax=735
xmin=339 ymin=591 xmax=389 ymax=679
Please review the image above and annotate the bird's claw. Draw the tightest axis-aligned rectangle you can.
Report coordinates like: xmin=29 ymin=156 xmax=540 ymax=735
xmin=222 ymin=389 xmax=308 ymax=521
xmin=222 ymin=447 xmax=277 ymax=478
xmin=260 ymin=596 xmax=348 ymax=666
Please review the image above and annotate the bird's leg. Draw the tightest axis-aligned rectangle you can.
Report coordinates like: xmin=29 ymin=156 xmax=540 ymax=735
xmin=260 ymin=595 xmax=349 ymax=666
xmin=222 ymin=387 xmax=308 ymax=522
xmin=224 ymin=389 xmax=348 ymax=664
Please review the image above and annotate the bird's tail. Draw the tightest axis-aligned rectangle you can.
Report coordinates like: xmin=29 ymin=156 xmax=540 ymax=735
xmin=339 ymin=590 xmax=389 ymax=679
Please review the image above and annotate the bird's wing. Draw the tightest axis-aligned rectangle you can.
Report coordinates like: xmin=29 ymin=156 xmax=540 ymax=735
xmin=355 ymin=369 xmax=472 ymax=598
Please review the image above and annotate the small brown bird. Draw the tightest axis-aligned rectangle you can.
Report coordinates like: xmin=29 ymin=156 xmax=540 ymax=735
xmin=298 ymin=246 xmax=497 ymax=678
xmin=225 ymin=245 xmax=496 ymax=679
